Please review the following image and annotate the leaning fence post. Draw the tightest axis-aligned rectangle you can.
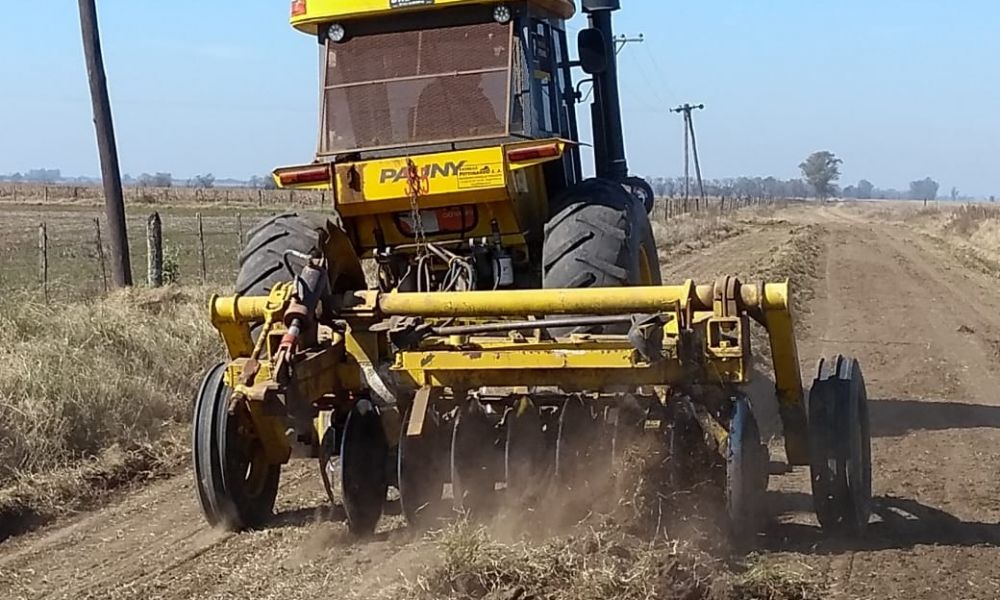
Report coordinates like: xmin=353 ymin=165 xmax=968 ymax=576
xmin=38 ymin=223 xmax=48 ymax=303
xmin=94 ymin=217 xmax=109 ymax=293
xmin=147 ymin=212 xmax=163 ymax=287
xmin=197 ymin=212 xmax=208 ymax=284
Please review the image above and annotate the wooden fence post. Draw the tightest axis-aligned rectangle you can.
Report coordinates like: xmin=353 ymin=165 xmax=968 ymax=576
xmin=197 ymin=212 xmax=208 ymax=284
xmin=257 ymin=189 xmax=263 ymax=207
xmin=94 ymin=217 xmax=109 ymax=293
xmin=236 ymin=212 xmax=245 ymax=249
xmin=147 ymin=212 xmax=163 ymax=287
xmin=38 ymin=223 xmax=48 ymax=303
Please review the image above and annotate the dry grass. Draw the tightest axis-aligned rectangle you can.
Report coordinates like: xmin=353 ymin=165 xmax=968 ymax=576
xmin=390 ymin=445 xmax=818 ymax=600
xmin=0 ymin=286 xmax=220 ymax=537
xmin=651 ymin=214 xmax=745 ymax=262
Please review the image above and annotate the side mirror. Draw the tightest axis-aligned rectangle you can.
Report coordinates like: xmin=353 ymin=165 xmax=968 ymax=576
xmin=577 ymin=28 xmax=609 ymax=75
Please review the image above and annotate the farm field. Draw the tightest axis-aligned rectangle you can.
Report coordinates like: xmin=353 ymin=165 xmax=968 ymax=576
xmin=2 ymin=200 xmax=1000 ymax=599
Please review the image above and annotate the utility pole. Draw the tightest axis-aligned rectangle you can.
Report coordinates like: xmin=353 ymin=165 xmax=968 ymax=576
xmin=671 ymin=103 xmax=706 ymax=212
xmin=79 ymin=0 xmax=132 ymax=287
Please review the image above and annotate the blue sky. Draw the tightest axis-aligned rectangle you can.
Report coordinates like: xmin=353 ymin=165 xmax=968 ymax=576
xmin=1 ymin=1 xmax=997 ymax=196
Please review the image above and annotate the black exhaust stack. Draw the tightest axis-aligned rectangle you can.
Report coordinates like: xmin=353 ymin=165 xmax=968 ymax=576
xmin=582 ymin=0 xmax=627 ymax=181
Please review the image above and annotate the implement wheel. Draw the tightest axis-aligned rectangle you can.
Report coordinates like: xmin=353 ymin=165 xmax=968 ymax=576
xmin=398 ymin=407 xmax=449 ymax=528
xmin=543 ymin=178 xmax=661 ymax=335
xmin=809 ymin=355 xmax=873 ymax=534
xmin=726 ymin=396 xmax=769 ymax=545
xmin=193 ymin=363 xmax=280 ymax=531
xmin=341 ymin=400 xmax=389 ymax=537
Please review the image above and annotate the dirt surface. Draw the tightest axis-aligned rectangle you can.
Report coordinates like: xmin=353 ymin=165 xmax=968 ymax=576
xmin=4 ymin=202 xmax=1000 ymax=599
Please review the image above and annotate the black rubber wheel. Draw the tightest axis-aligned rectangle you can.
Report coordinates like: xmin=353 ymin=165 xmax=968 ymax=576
xmin=543 ymin=178 xmax=661 ymax=335
xmin=193 ymin=363 xmax=280 ymax=531
xmin=398 ymin=407 xmax=449 ymax=528
xmin=341 ymin=401 xmax=389 ymax=536
xmin=504 ymin=398 xmax=552 ymax=506
xmin=236 ymin=211 xmax=366 ymax=297
xmin=726 ymin=396 xmax=769 ymax=546
xmin=809 ymin=355 xmax=873 ymax=534
xmin=451 ymin=400 xmax=499 ymax=516
xmin=623 ymin=176 xmax=656 ymax=213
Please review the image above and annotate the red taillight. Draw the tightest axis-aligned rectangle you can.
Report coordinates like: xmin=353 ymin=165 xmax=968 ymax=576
xmin=277 ymin=165 xmax=330 ymax=186
xmin=507 ymin=143 xmax=561 ymax=163
xmin=291 ymin=0 xmax=307 ymax=17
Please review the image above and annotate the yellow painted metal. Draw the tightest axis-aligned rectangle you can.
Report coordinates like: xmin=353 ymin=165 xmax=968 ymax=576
xmin=208 ymin=277 xmax=806 ymax=463
xmin=211 ymin=284 xmax=294 ymax=359
xmin=335 ymin=146 xmax=508 ymax=214
xmin=371 ymin=282 xmax=793 ymax=317
xmin=291 ymin=0 xmax=576 ymax=33
xmin=759 ymin=280 xmax=808 ymax=465
xmin=373 ymin=284 xmax=713 ymax=317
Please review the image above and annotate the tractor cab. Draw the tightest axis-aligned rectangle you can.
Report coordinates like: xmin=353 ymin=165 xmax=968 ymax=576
xmin=274 ymin=1 xmax=648 ymax=292
xmin=295 ymin=1 xmax=582 ymax=177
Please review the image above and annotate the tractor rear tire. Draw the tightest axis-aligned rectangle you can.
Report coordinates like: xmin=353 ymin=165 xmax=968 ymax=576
xmin=543 ymin=178 xmax=661 ymax=334
xmin=236 ymin=212 xmax=365 ymax=297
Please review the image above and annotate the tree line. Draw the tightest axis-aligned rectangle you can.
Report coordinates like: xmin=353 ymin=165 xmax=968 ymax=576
xmin=648 ymin=151 xmax=958 ymax=202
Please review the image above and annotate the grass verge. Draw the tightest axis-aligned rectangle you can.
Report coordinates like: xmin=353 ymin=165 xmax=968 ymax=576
xmin=0 ymin=286 xmax=219 ymax=539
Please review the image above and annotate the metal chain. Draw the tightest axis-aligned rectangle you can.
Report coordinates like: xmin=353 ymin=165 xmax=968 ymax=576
xmin=405 ymin=159 xmax=429 ymax=256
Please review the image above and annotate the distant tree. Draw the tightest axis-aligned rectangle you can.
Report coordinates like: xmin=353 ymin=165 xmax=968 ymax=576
xmin=908 ymin=177 xmax=939 ymax=201
xmin=151 ymin=172 xmax=172 ymax=187
xmin=188 ymin=173 xmax=216 ymax=189
xmin=799 ymin=151 xmax=842 ymax=200
xmin=842 ymin=185 xmax=858 ymax=199
xmin=249 ymin=175 xmax=277 ymax=190
xmin=856 ymin=179 xmax=874 ymax=199
xmin=950 ymin=187 xmax=959 ymax=202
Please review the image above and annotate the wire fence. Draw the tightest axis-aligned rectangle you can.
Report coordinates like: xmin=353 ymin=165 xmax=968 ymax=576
xmin=0 ymin=207 xmax=283 ymax=298
xmin=0 ymin=190 xmax=786 ymax=299
xmin=0 ymin=183 xmax=327 ymax=208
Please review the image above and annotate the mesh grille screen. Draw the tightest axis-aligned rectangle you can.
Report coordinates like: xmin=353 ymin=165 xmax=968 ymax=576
xmin=322 ymin=22 xmax=511 ymax=154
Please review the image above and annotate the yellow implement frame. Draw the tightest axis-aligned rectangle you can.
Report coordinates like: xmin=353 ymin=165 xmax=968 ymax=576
xmin=209 ymin=277 xmax=810 ymax=465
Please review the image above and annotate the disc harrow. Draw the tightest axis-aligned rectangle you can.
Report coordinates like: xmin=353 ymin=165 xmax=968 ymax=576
xmin=194 ymin=264 xmax=873 ymax=545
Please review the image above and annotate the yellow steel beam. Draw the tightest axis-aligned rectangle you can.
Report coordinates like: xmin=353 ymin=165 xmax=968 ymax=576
xmin=375 ymin=284 xmax=705 ymax=317
xmin=372 ymin=283 xmax=790 ymax=318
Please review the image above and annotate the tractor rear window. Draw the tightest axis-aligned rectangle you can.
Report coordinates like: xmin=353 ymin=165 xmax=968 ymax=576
xmin=320 ymin=21 xmax=512 ymax=155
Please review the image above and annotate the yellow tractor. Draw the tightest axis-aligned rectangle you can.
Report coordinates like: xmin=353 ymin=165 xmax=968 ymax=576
xmin=193 ymin=0 xmax=873 ymax=541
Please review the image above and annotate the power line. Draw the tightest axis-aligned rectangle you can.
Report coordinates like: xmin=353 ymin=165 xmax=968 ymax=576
xmin=670 ymin=103 xmax=706 ymax=212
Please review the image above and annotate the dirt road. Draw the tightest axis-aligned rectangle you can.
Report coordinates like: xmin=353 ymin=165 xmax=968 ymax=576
xmin=3 ymin=202 xmax=1000 ymax=599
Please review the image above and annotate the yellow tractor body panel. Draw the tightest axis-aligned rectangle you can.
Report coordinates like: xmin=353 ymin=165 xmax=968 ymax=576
xmin=275 ymin=141 xmax=568 ymax=257
xmin=290 ymin=0 xmax=576 ymax=33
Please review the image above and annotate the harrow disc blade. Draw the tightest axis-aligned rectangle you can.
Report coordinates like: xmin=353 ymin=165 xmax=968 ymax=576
xmin=725 ymin=396 xmax=769 ymax=545
xmin=451 ymin=400 xmax=499 ymax=516
xmin=504 ymin=398 xmax=552 ymax=506
xmin=193 ymin=363 xmax=280 ymax=531
xmin=809 ymin=355 xmax=873 ymax=534
xmin=398 ymin=407 xmax=449 ymax=528
xmin=341 ymin=401 xmax=389 ymax=536
xmin=318 ymin=411 xmax=340 ymax=507
xmin=556 ymin=398 xmax=613 ymax=493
